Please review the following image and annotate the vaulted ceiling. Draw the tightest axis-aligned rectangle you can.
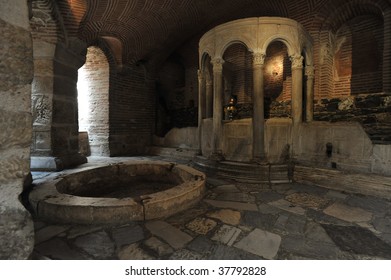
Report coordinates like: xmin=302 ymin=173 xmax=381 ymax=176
xmin=57 ymin=0 xmax=391 ymax=68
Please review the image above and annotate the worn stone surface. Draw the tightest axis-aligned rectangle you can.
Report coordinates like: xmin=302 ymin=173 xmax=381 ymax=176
xmin=321 ymin=224 xmax=391 ymax=259
xmin=74 ymin=231 xmax=115 ymax=259
xmin=111 ymin=225 xmax=145 ymax=248
xmin=324 ymin=202 xmax=373 ymax=223
xmin=35 ymin=238 xmax=87 ymax=260
xmin=269 ymin=199 xmax=306 ymax=215
xmin=186 ymin=217 xmax=217 ymax=235
xmin=242 ymin=211 xmax=278 ymax=230
xmin=213 ymin=184 xmax=240 ymax=193
xmin=255 ymin=191 xmax=285 ymax=203
xmin=186 ymin=235 xmax=214 ymax=254
xmin=207 ymin=209 xmax=241 ymax=225
xmin=211 ymin=225 xmax=241 ymax=246
xmin=208 ymin=244 xmax=263 ymax=260
xmin=67 ymin=225 xmax=103 ymax=239
xmin=35 ymin=225 xmax=70 ymax=245
xmin=234 ymin=228 xmax=281 ymax=259
xmin=118 ymin=243 xmax=155 ymax=260
xmin=285 ymin=192 xmax=330 ymax=209
xmin=216 ymin=192 xmax=256 ymax=202
xmin=204 ymin=199 xmax=258 ymax=211
xmin=144 ymin=237 xmax=174 ymax=257
xmin=169 ymin=249 xmax=203 ymax=260
xmin=146 ymin=220 xmax=193 ymax=249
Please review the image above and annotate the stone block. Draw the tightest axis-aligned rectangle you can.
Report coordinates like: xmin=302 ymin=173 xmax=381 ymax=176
xmin=211 ymin=225 xmax=241 ymax=246
xmin=234 ymin=228 xmax=281 ymax=259
xmin=207 ymin=209 xmax=241 ymax=225
xmin=74 ymin=231 xmax=115 ymax=259
xmin=145 ymin=221 xmax=193 ymax=249
xmin=324 ymin=202 xmax=373 ymax=223
xmin=186 ymin=217 xmax=217 ymax=235
xmin=118 ymin=243 xmax=155 ymax=260
xmin=204 ymin=199 xmax=258 ymax=211
xmin=0 ymin=110 xmax=32 ymax=150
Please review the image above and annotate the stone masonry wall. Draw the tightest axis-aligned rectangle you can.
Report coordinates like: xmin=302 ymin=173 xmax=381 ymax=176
xmin=0 ymin=0 xmax=35 ymax=259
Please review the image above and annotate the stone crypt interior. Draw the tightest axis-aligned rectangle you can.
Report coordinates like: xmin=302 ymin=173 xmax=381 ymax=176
xmin=1 ymin=0 xmax=391 ymax=260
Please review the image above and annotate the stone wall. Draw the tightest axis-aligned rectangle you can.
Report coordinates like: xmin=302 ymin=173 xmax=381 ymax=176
xmin=0 ymin=0 xmax=34 ymax=259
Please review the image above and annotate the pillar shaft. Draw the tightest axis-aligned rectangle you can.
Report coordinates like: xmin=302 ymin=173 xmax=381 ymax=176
xmin=383 ymin=10 xmax=391 ymax=93
xmin=291 ymin=55 xmax=304 ymax=125
xmin=305 ymin=65 xmax=315 ymax=122
xmin=252 ymin=52 xmax=266 ymax=160
xmin=197 ymin=70 xmax=205 ymax=153
xmin=206 ymin=80 xmax=213 ymax=118
xmin=211 ymin=58 xmax=224 ymax=158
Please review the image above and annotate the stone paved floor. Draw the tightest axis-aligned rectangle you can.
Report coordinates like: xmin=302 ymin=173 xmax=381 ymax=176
xmin=29 ymin=157 xmax=391 ymax=260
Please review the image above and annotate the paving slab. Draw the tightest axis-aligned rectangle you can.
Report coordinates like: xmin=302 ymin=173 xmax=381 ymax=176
xmin=111 ymin=225 xmax=145 ymax=248
xmin=186 ymin=217 xmax=217 ymax=235
xmin=186 ymin=235 xmax=214 ymax=254
xmin=216 ymin=192 xmax=256 ymax=203
xmin=169 ymin=249 xmax=203 ymax=260
xmin=269 ymin=199 xmax=306 ymax=215
xmin=206 ymin=209 xmax=241 ymax=225
xmin=257 ymin=203 xmax=283 ymax=215
xmin=255 ymin=191 xmax=284 ymax=203
xmin=35 ymin=238 xmax=88 ymax=260
xmin=372 ymin=216 xmax=391 ymax=233
xmin=234 ymin=228 xmax=281 ymax=259
xmin=242 ymin=211 xmax=278 ymax=230
xmin=323 ymin=202 xmax=373 ymax=223
xmin=213 ymin=184 xmax=240 ymax=193
xmin=204 ymin=199 xmax=258 ymax=211
xmin=206 ymin=178 xmax=230 ymax=187
xmin=285 ymin=192 xmax=330 ymax=210
xmin=74 ymin=231 xmax=115 ymax=259
xmin=211 ymin=225 xmax=242 ymax=246
xmin=146 ymin=220 xmax=193 ymax=249
xmin=118 ymin=243 xmax=155 ymax=260
xmin=35 ymin=225 xmax=70 ymax=245
xmin=208 ymin=244 xmax=263 ymax=260
xmin=325 ymin=190 xmax=348 ymax=201
xmin=144 ymin=237 xmax=174 ymax=257
xmin=67 ymin=225 xmax=103 ymax=239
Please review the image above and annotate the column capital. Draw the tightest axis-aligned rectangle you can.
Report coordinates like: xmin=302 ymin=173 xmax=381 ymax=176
xmin=252 ymin=52 xmax=266 ymax=67
xmin=211 ymin=57 xmax=224 ymax=73
xmin=290 ymin=55 xmax=304 ymax=70
xmin=197 ymin=69 xmax=204 ymax=82
xmin=305 ymin=65 xmax=315 ymax=78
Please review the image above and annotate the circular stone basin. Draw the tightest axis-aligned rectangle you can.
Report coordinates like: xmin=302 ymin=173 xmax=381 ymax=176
xmin=29 ymin=161 xmax=206 ymax=224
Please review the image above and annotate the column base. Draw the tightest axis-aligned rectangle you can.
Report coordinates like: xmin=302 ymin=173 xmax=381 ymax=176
xmin=31 ymin=153 xmax=87 ymax=171
xmin=251 ymin=156 xmax=269 ymax=165
xmin=208 ymin=152 xmax=225 ymax=162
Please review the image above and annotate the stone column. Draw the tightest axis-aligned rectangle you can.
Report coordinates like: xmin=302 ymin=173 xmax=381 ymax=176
xmin=210 ymin=57 xmax=224 ymax=160
xmin=305 ymin=65 xmax=315 ymax=122
xmin=205 ymin=79 xmax=214 ymax=118
xmin=0 ymin=0 xmax=35 ymax=259
xmin=383 ymin=9 xmax=391 ymax=93
xmin=31 ymin=38 xmax=88 ymax=171
xmin=197 ymin=70 xmax=205 ymax=154
xmin=291 ymin=55 xmax=304 ymax=125
xmin=252 ymin=52 xmax=266 ymax=161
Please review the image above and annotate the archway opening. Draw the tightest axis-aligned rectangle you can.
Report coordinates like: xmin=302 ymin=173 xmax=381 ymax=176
xmin=264 ymin=41 xmax=292 ymax=119
xmin=77 ymin=46 xmax=110 ymax=156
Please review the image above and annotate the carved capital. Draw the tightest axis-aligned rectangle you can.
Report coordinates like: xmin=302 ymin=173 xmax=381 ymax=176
xmin=252 ymin=52 xmax=266 ymax=67
xmin=290 ymin=55 xmax=304 ymax=70
xmin=211 ymin=57 xmax=224 ymax=73
xmin=305 ymin=65 xmax=315 ymax=78
xmin=197 ymin=69 xmax=204 ymax=82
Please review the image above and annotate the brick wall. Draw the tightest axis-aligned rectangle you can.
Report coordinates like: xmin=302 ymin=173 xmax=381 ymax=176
xmin=109 ymin=66 xmax=156 ymax=156
xmin=78 ymin=46 xmax=110 ymax=156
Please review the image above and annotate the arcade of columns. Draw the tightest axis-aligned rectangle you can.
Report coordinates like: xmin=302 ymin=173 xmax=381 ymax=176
xmin=197 ymin=17 xmax=314 ymax=161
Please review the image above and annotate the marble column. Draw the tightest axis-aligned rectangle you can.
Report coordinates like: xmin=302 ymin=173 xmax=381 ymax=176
xmin=252 ymin=52 xmax=266 ymax=161
xmin=210 ymin=57 xmax=224 ymax=160
xmin=197 ymin=70 xmax=205 ymax=154
xmin=305 ymin=65 xmax=315 ymax=122
xmin=291 ymin=55 xmax=304 ymax=125
xmin=383 ymin=9 xmax=391 ymax=93
xmin=205 ymin=79 xmax=214 ymax=118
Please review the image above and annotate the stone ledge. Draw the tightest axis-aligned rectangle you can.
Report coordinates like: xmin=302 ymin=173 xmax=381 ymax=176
xmin=294 ymin=165 xmax=391 ymax=199
xmin=31 ymin=154 xmax=87 ymax=171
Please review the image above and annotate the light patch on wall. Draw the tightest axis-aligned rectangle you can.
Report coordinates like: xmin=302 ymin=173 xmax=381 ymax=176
xmin=77 ymin=68 xmax=90 ymax=132
xmin=266 ymin=55 xmax=284 ymax=79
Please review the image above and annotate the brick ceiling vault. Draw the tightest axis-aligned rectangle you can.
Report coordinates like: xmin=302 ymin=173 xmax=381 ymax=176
xmin=57 ymin=0 xmax=391 ymax=69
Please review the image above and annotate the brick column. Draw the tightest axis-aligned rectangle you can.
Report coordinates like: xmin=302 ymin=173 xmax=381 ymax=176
xmin=383 ymin=9 xmax=391 ymax=93
xmin=291 ymin=55 xmax=304 ymax=125
xmin=252 ymin=52 xmax=266 ymax=161
xmin=305 ymin=65 xmax=315 ymax=122
xmin=197 ymin=70 xmax=205 ymax=154
xmin=210 ymin=57 xmax=224 ymax=160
